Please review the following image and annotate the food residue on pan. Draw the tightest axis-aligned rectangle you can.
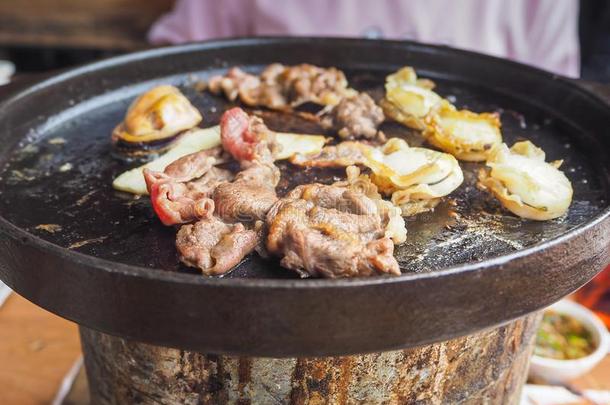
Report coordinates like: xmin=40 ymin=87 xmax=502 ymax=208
xmin=76 ymin=190 xmax=96 ymax=206
xmin=18 ymin=144 xmax=40 ymax=155
xmin=47 ymin=137 xmax=67 ymax=145
xmin=123 ymin=195 xmax=142 ymax=207
xmin=35 ymin=224 xmax=63 ymax=233
xmin=68 ymin=236 xmax=108 ymax=250
xmin=59 ymin=163 xmax=73 ymax=172
xmin=10 ymin=169 xmax=35 ymax=182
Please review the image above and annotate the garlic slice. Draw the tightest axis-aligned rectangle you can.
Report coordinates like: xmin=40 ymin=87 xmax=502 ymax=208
xmin=381 ymin=67 xmax=443 ymax=130
xmin=273 ymin=133 xmax=328 ymax=160
xmin=424 ymin=104 xmax=502 ymax=162
xmin=364 ymin=138 xmax=464 ymax=215
xmin=478 ymin=141 xmax=573 ymax=220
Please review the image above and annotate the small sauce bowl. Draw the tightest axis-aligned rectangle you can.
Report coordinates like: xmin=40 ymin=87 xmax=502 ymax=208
xmin=529 ymin=299 xmax=610 ymax=383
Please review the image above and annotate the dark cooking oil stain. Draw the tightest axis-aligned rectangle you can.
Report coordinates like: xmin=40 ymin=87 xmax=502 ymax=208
xmin=0 ymin=71 xmax=607 ymax=278
xmin=276 ymin=162 xmax=345 ymax=197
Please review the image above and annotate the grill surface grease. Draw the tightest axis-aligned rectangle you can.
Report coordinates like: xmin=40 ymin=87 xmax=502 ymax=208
xmin=0 ymin=71 xmax=606 ymax=279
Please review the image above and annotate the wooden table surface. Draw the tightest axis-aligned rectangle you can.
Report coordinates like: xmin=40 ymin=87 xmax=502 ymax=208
xmin=0 ymin=294 xmax=81 ymax=405
xmin=0 ymin=292 xmax=608 ymax=404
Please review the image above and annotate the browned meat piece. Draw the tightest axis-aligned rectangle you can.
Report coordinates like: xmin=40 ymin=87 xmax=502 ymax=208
xmin=275 ymin=63 xmax=350 ymax=107
xmin=176 ymin=217 xmax=258 ymax=275
xmin=321 ymin=93 xmax=386 ymax=141
xmin=220 ymin=107 xmax=281 ymax=162
xmin=162 ymin=147 xmax=222 ymax=180
xmin=214 ymin=108 xmax=281 ymax=223
xmin=143 ymin=148 xmax=234 ymax=226
xmin=277 ymin=225 xmax=397 ymax=278
xmin=213 ymin=162 xmax=280 ymax=222
xmin=209 ymin=66 xmax=385 ymax=142
xmin=290 ymin=141 xmax=369 ymax=167
xmin=266 ymin=182 xmax=401 ymax=278
xmin=178 ymin=160 xmax=279 ymax=275
xmin=207 ymin=67 xmax=263 ymax=106
xmin=175 ymin=159 xmax=279 ymax=275
xmin=208 ymin=64 xmax=352 ymax=110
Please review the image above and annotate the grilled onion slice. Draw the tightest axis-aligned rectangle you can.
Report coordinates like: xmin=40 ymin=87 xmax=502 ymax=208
xmin=423 ymin=104 xmax=502 ymax=162
xmin=111 ymin=85 xmax=203 ymax=158
xmin=113 ymin=125 xmax=327 ymax=195
xmin=364 ymin=138 xmax=464 ymax=216
xmin=380 ymin=67 xmax=443 ymax=130
xmin=382 ymin=66 xmax=503 ymax=162
xmin=290 ymin=137 xmax=463 ymax=216
xmin=477 ymin=141 xmax=573 ymax=220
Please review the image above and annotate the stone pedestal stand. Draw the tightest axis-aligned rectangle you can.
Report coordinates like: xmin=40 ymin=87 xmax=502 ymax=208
xmin=80 ymin=313 xmax=539 ymax=404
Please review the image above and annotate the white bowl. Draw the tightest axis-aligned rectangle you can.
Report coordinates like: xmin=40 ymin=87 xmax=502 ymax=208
xmin=529 ymin=299 xmax=610 ymax=383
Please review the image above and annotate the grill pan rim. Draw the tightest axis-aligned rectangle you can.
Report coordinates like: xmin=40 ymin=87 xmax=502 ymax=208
xmin=0 ymin=36 xmax=608 ymax=288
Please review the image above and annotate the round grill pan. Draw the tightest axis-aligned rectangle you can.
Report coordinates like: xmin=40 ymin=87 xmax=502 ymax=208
xmin=0 ymin=38 xmax=608 ymax=357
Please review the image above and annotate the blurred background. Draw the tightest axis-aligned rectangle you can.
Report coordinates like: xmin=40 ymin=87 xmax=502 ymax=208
xmin=0 ymin=0 xmax=610 ymax=82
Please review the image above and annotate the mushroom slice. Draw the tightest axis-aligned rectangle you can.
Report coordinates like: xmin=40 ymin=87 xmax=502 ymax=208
xmin=112 ymin=85 xmax=202 ymax=158
xmin=423 ymin=104 xmax=502 ymax=162
xmin=477 ymin=141 xmax=573 ymax=220
xmin=364 ymin=138 xmax=464 ymax=216
xmin=380 ymin=66 xmax=443 ymax=130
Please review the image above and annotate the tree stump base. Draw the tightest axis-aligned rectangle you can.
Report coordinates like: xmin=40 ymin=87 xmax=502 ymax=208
xmin=80 ymin=313 xmax=540 ymax=404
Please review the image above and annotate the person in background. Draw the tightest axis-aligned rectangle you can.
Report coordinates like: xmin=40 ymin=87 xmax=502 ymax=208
xmin=149 ymin=0 xmax=580 ymax=78
xmin=579 ymin=0 xmax=610 ymax=81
